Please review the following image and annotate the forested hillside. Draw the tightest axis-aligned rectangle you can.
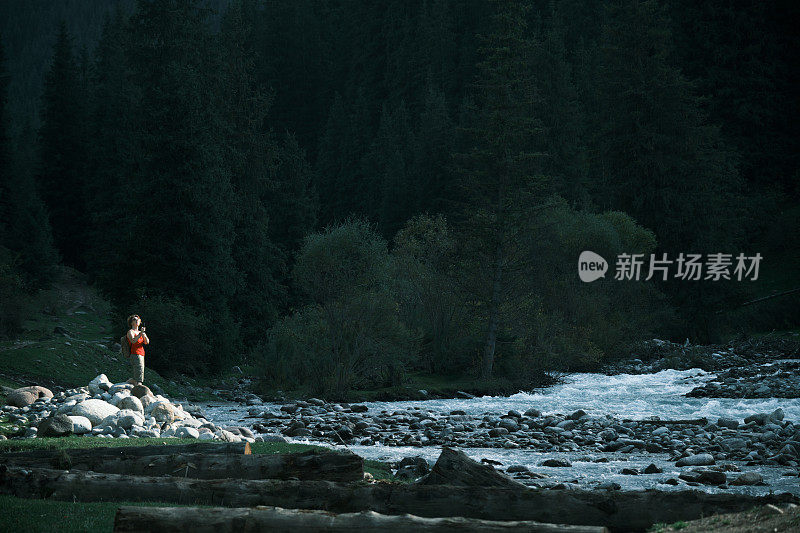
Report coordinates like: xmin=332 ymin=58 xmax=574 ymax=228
xmin=1 ymin=0 xmax=797 ymax=397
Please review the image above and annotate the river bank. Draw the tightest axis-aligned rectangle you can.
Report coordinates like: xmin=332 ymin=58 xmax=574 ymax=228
xmin=194 ymin=337 xmax=800 ymax=499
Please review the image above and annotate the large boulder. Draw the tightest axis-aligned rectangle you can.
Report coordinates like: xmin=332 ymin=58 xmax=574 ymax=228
xmin=216 ymin=429 xmax=242 ymax=443
xmin=418 ymin=447 xmax=526 ymax=488
xmin=117 ymin=395 xmax=144 ymax=413
xmin=148 ymin=401 xmax=175 ymax=424
xmin=769 ymin=408 xmax=785 ymax=422
xmin=108 ymin=383 xmax=134 ymax=395
xmin=102 ymin=409 xmax=145 ymax=430
xmin=72 ymin=399 xmax=119 ymax=426
xmin=140 ymin=394 xmax=157 ymax=410
xmin=696 ymin=470 xmax=726 ymax=485
xmin=109 ymin=391 xmax=131 ymax=406
xmin=396 ymin=456 xmax=431 ymax=478
xmin=730 ymin=472 xmax=764 ymax=486
xmin=5 ymin=386 xmax=53 ymax=408
xmin=68 ymin=416 xmax=92 ymax=434
xmin=744 ymin=413 xmax=769 ymax=425
xmin=88 ymin=374 xmax=113 ymax=395
xmin=676 ymin=453 xmax=715 ymax=467
xmin=176 ymin=427 xmax=200 ymax=439
xmin=717 ymin=417 xmax=739 ymax=429
xmin=37 ymin=414 xmax=74 ymax=437
xmin=130 ymin=384 xmax=153 ymax=399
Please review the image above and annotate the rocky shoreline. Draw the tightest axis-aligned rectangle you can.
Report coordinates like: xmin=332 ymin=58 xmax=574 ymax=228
xmin=1 ymin=374 xmax=257 ymax=444
xmin=685 ymin=360 xmax=800 ymax=399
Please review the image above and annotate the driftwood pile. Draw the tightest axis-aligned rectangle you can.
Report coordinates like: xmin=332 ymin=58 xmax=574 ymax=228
xmin=2 ymin=443 xmax=797 ymax=532
xmin=0 ymin=443 xmax=604 ymax=532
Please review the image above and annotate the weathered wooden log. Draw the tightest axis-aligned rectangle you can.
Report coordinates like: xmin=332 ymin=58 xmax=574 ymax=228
xmin=0 ymin=442 xmax=250 ymax=460
xmin=2 ymin=466 xmax=796 ymax=532
xmin=0 ymin=449 xmax=363 ymax=481
xmin=621 ymin=418 xmax=708 ymax=426
xmin=113 ymin=505 xmax=609 ymax=533
xmin=418 ymin=447 xmax=525 ymax=488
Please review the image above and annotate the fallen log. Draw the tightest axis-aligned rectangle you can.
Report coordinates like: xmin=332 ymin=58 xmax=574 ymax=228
xmin=0 ymin=449 xmax=363 ymax=482
xmin=113 ymin=505 xmax=609 ymax=533
xmin=418 ymin=447 xmax=525 ymax=488
xmin=2 ymin=466 xmax=796 ymax=532
xmin=0 ymin=442 xmax=250 ymax=460
xmin=621 ymin=418 xmax=708 ymax=426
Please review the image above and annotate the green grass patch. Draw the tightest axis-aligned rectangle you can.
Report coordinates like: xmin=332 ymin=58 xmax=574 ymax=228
xmin=0 ymin=495 xmax=213 ymax=533
xmin=364 ymin=458 xmax=394 ymax=480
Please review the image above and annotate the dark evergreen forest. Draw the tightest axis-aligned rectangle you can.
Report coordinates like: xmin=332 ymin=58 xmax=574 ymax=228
xmin=0 ymin=0 xmax=797 ymax=397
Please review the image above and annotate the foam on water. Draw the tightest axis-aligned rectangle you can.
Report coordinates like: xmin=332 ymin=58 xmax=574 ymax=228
xmin=362 ymin=368 xmax=800 ymax=422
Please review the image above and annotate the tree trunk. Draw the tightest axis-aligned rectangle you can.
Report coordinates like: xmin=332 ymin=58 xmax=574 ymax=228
xmin=482 ymin=243 xmax=503 ymax=379
xmin=0 ymin=442 xmax=251 ymax=460
xmin=2 ymin=466 xmax=795 ymax=532
xmin=0 ymin=449 xmax=362 ymax=482
xmin=113 ymin=505 xmax=609 ymax=533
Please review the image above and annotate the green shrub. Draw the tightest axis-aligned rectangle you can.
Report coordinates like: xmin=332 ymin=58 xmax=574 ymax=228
xmin=494 ymin=197 xmax=675 ymax=373
xmin=391 ymin=214 xmax=475 ymax=374
xmin=259 ymin=218 xmax=418 ymax=398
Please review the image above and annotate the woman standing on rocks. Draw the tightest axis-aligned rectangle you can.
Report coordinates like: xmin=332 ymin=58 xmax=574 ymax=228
xmin=127 ymin=314 xmax=149 ymax=385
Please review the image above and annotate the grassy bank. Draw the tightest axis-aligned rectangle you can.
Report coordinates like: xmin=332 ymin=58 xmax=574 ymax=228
xmin=0 ymin=269 xmax=223 ymax=402
xmin=647 ymin=503 xmax=800 ymax=532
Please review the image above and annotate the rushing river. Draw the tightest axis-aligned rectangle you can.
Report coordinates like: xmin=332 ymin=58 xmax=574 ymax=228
xmin=200 ymin=368 xmax=800 ymax=497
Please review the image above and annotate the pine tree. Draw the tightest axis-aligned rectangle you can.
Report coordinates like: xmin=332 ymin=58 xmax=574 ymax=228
xmin=316 ymin=92 xmax=349 ymax=226
xmin=215 ymin=0 xmax=297 ymax=344
xmin=532 ymin=4 xmax=591 ymax=208
xmin=316 ymin=89 xmax=374 ymax=227
xmin=118 ymin=0 xmax=242 ymax=367
xmin=83 ymin=8 xmax=138 ymax=285
xmin=452 ymin=0 xmax=552 ymax=378
xmin=1 ymin=38 xmax=58 ymax=286
xmin=591 ymin=0 xmax=746 ymax=340
xmin=368 ymin=99 xmax=415 ymax=239
xmin=412 ymin=77 xmax=456 ymax=217
xmin=5 ymin=124 xmax=60 ymax=286
xmin=267 ymin=131 xmax=318 ymax=258
xmin=0 ymin=36 xmax=11 ymax=235
xmin=37 ymin=21 xmax=90 ymax=269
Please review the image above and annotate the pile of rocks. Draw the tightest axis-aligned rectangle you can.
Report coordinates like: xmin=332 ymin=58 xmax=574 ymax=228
xmin=601 ymin=342 xmax=751 ymax=375
xmin=601 ymin=338 xmax=797 ymax=376
xmin=686 ymin=361 xmax=800 ymax=399
xmin=251 ymin=401 xmax=800 ymax=473
xmin=1 ymin=374 xmax=257 ymax=443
